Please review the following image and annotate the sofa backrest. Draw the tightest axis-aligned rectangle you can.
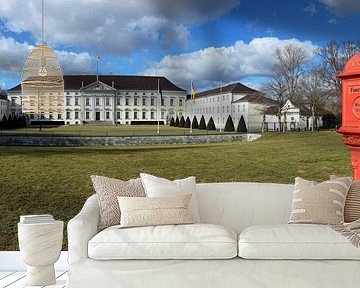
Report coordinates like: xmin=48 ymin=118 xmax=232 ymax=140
xmin=196 ymin=182 xmax=294 ymax=233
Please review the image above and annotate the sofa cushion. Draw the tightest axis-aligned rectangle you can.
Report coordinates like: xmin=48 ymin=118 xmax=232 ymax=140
xmin=238 ymin=224 xmax=360 ymax=260
xmin=140 ymin=173 xmax=200 ymax=222
xmin=118 ymin=194 xmax=193 ymax=227
xmin=88 ymin=223 xmax=237 ymax=260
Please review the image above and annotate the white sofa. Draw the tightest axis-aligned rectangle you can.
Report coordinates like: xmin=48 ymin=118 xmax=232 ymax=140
xmin=66 ymin=182 xmax=360 ymax=288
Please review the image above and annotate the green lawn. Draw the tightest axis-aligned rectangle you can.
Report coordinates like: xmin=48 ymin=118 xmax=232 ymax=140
xmin=0 ymin=131 xmax=352 ymax=250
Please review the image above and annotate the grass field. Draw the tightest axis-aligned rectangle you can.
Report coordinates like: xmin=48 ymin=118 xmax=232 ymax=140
xmin=0 ymin=131 xmax=352 ymax=250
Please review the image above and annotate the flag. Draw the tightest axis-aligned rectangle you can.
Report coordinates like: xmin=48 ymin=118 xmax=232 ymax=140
xmin=191 ymin=81 xmax=196 ymax=102
xmin=158 ymin=79 xmax=163 ymax=105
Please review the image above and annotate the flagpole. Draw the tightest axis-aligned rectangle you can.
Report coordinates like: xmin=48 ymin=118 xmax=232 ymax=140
xmin=190 ymin=80 xmax=193 ymax=133
xmin=157 ymin=78 xmax=160 ymax=134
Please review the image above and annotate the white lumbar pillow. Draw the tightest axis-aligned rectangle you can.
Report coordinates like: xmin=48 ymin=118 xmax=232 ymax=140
xmin=140 ymin=173 xmax=200 ymax=222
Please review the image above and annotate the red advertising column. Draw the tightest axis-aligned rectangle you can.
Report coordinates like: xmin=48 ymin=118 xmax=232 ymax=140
xmin=337 ymin=53 xmax=360 ymax=180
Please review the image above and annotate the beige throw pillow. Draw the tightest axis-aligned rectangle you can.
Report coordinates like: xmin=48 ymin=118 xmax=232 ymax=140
xmin=118 ymin=194 xmax=193 ymax=228
xmin=140 ymin=173 xmax=200 ymax=222
xmin=289 ymin=177 xmax=352 ymax=225
xmin=91 ymin=175 xmax=146 ymax=230
xmin=330 ymin=176 xmax=360 ymax=223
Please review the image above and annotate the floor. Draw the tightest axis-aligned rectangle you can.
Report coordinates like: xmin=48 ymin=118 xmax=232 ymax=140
xmin=0 ymin=252 xmax=69 ymax=288
xmin=0 ymin=271 xmax=67 ymax=288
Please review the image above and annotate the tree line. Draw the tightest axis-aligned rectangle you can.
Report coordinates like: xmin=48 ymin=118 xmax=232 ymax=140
xmin=169 ymin=114 xmax=248 ymax=132
xmin=0 ymin=114 xmax=27 ymax=130
xmin=264 ymin=40 xmax=359 ymax=131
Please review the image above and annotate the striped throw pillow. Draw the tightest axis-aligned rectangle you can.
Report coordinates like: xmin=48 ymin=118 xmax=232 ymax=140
xmin=330 ymin=176 xmax=360 ymax=223
xmin=345 ymin=181 xmax=360 ymax=222
xmin=289 ymin=177 xmax=352 ymax=225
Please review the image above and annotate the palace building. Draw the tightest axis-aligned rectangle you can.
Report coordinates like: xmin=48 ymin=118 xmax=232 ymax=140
xmin=7 ymin=75 xmax=187 ymax=125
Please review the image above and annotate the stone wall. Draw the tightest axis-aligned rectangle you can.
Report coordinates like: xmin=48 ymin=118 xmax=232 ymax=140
xmin=0 ymin=133 xmax=261 ymax=146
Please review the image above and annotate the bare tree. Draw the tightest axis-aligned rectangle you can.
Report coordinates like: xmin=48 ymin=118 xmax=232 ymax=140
xmin=315 ymin=40 xmax=360 ymax=117
xmin=274 ymin=44 xmax=308 ymax=101
xmin=265 ymin=44 xmax=309 ymax=131
xmin=264 ymin=68 xmax=287 ymax=132
xmin=300 ymin=68 xmax=330 ymax=130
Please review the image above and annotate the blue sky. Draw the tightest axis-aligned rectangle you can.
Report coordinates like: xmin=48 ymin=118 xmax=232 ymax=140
xmin=0 ymin=0 xmax=359 ymax=92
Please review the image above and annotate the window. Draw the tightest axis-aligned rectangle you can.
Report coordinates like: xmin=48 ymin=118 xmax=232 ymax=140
xmin=106 ymin=111 xmax=110 ymax=119
xmin=86 ymin=98 xmax=90 ymax=106
xmin=161 ymin=111 xmax=165 ymax=118
xmin=125 ymin=111 xmax=129 ymax=119
xmin=75 ymin=111 xmax=79 ymax=119
xmin=134 ymin=92 xmax=138 ymax=95
xmin=243 ymin=104 xmax=245 ymax=112
xmin=75 ymin=97 xmax=80 ymax=106
xmin=170 ymin=99 xmax=174 ymax=106
xmin=227 ymin=106 xmax=229 ymax=113
xmin=40 ymin=114 xmax=45 ymax=119
xmin=116 ymin=97 xmax=121 ymax=105
xmin=58 ymin=114 xmax=62 ymax=120
xmin=227 ymin=95 xmax=229 ymax=100
xmin=223 ymin=95 xmax=225 ymax=101
xmin=66 ymin=97 xmax=71 ymax=106
xmin=161 ymin=99 xmax=165 ymax=106
xmin=151 ymin=98 xmax=155 ymax=106
xmin=49 ymin=114 xmax=53 ymax=120
xmin=179 ymin=99 xmax=183 ymax=106
xmin=96 ymin=98 xmax=100 ymax=106
xmin=117 ymin=111 xmax=121 ymax=119
xmin=223 ymin=106 xmax=225 ymax=113
xmin=134 ymin=111 xmax=138 ymax=119
xmin=213 ymin=107 xmax=215 ymax=113
xmin=106 ymin=97 xmax=110 ymax=106
xmin=30 ymin=114 xmax=34 ymax=119
xmin=66 ymin=92 xmax=70 ymax=95
xmin=134 ymin=97 xmax=138 ymax=106
xmin=86 ymin=111 xmax=90 ymax=119
xmin=238 ymin=105 xmax=240 ymax=112
xmin=11 ymin=98 xmax=16 ymax=105
xmin=217 ymin=107 xmax=219 ymax=113
xmin=291 ymin=117 xmax=295 ymax=121
xmin=125 ymin=97 xmax=130 ymax=106
xmin=143 ymin=93 xmax=146 ymax=96
xmin=75 ymin=92 xmax=79 ymax=95
xmin=66 ymin=111 xmax=70 ymax=119
xmin=142 ymin=98 xmax=146 ymax=105
xmin=142 ymin=111 xmax=146 ymax=119
xmin=151 ymin=111 xmax=155 ymax=119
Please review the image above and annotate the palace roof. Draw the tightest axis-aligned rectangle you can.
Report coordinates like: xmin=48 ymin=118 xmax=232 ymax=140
xmin=8 ymin=75 xmax=186 ymax=93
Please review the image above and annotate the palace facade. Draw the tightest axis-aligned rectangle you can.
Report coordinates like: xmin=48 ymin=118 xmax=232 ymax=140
xmin=7 ymin=75 xmax=187 ymax=125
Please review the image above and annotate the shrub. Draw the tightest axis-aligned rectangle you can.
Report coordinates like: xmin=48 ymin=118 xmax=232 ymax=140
xmin=207 ymin=117 xmax=216 ymax=130
xmin=178 ymin=116 xmax=185 ymax=127
xmin=192 ymin=116 xmax=198 ymax=129
xmin=184 ymin=117 xmax=191 ymax=128
xmin=1 ymin=115 xmax=8 ymax=129
xmin=175 ymin=115 xmax=179 ymax=127
xmin=199 ymin=115 xmax=206 ymax=129
xmin=237 ymin=115 xmax=247 ymax=132
xmin=169 ymin=117 xmax=175 ymax=126
xmin=224 ymin=115 xmax=235 ymax=132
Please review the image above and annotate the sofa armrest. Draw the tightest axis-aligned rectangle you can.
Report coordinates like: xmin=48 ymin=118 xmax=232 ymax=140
xmin=67 ymin=194 xmax=100 ymax=264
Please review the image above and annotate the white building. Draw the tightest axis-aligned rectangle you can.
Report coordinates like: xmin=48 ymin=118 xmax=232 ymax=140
xmin=0 ymin=90 xmax=9 ymax=121
xmin=187 ymin=83 xmax=276 ymax=132
xmin=7 ymin=75 xmax=187 ymax=125
xmin=264 ymin=100 xmax=324 ymax=132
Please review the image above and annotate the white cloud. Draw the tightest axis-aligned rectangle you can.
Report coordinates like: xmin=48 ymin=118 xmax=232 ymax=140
xmin=327 ymin=18 xmax=338 ymax=25
xmin=0 ymin=35 xmax=93 ymax=75
xmin=304 ymin=3 xmax=317 ymax=15
xmin=143 ymin=37 xmax=317 ymax=91
xmin=320 ymin=0 xmax=360 ymax=15
xmin=0 ymin=0 xmax=240 ymax=55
